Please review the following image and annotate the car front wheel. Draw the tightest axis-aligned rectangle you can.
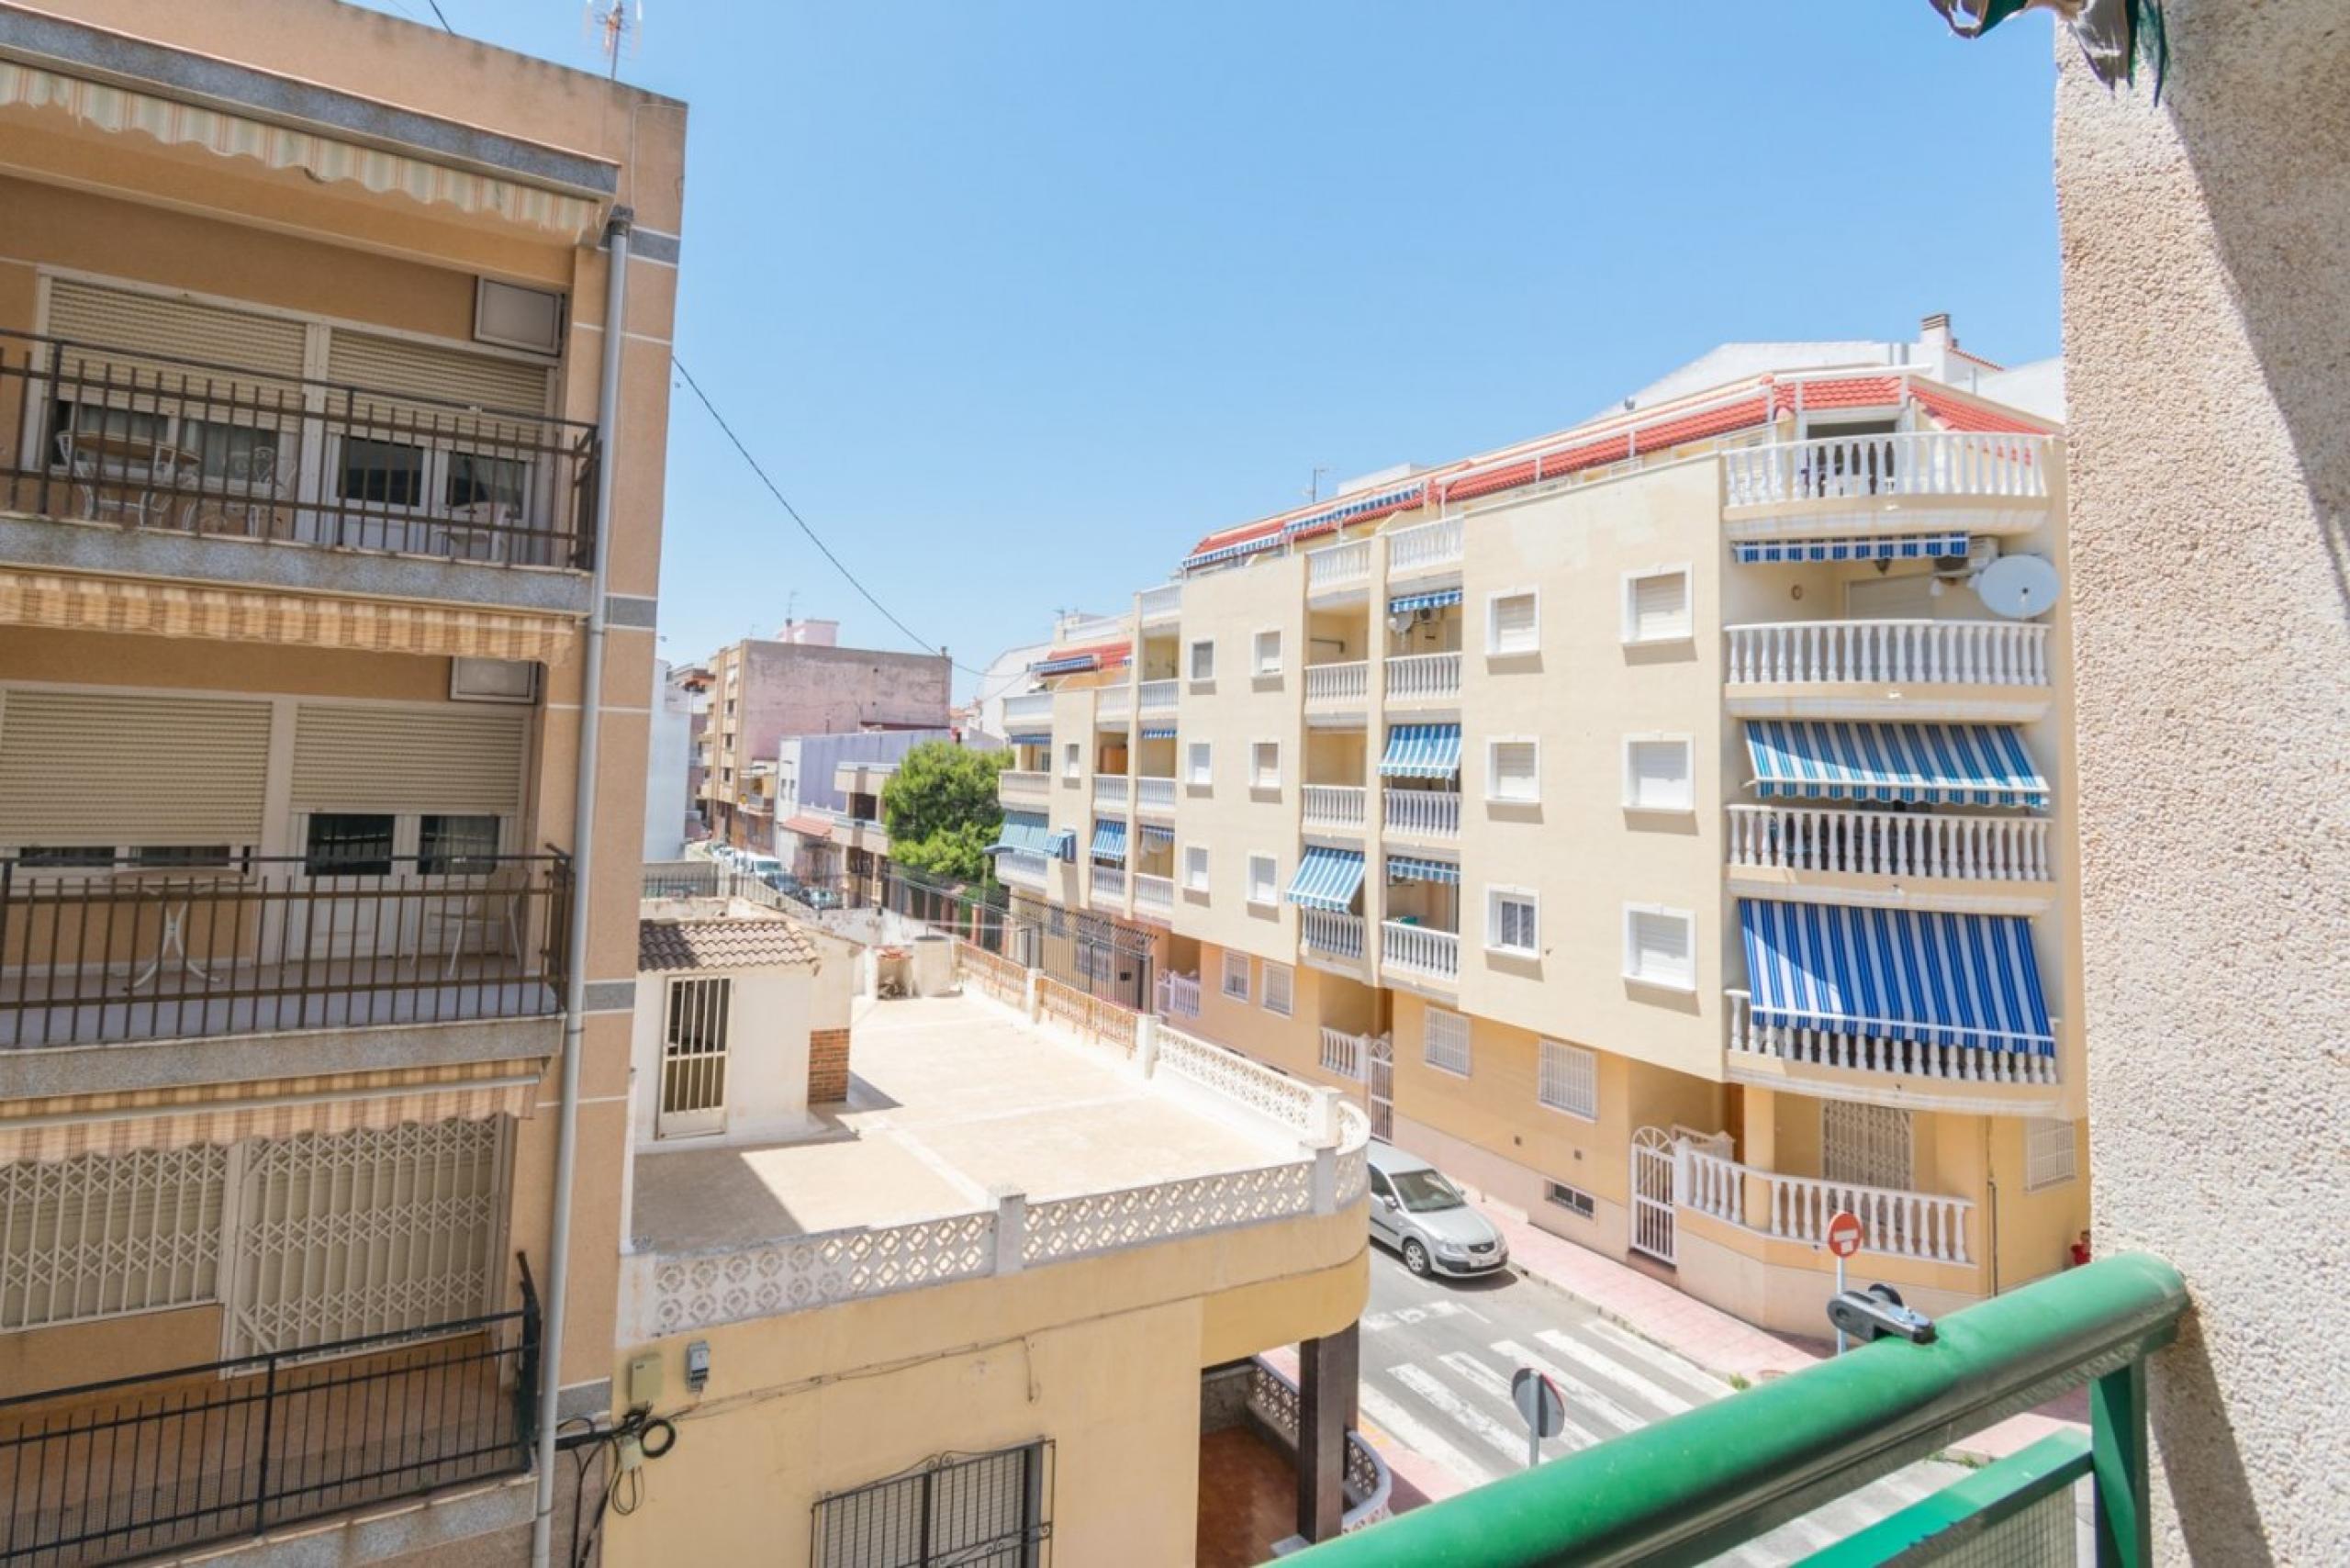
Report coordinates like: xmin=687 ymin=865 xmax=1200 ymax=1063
xmin=1402 ymin=1238 xmax=1431 ymax=1277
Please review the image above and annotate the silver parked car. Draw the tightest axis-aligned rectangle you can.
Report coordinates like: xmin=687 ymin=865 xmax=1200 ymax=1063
xmin=1364 ymin=1142 xmax=1509 ymax=1278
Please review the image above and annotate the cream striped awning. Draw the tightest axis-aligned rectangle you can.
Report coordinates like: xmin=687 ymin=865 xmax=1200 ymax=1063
xmin=0 ymin=1059 xmax=543 ymax=1163
xmin=0 ymin=568 xmax=573 ymax=662
xmin=0 ymin=62 xmax=602 ymax=237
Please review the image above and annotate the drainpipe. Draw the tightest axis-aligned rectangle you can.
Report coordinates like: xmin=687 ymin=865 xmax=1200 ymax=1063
xmin=531 ymin=205 xmax=632 ymax=1568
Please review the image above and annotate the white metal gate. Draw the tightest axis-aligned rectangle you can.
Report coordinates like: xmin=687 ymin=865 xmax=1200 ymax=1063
xmin=1366 ymin=1032 xmax=1394 ymax=1141
xmin=1629 ymin=1126 xmax=1680 ymax=1265
xmin=221 ymin=1119 xmax=507 ymax=1357
xmin=657 ymin=976 xmax=733 ymax=1139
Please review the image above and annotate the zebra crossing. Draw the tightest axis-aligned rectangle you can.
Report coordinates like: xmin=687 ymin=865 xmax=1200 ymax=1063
xmin=1357 ymin=1263 xmax=1971 ymax=1565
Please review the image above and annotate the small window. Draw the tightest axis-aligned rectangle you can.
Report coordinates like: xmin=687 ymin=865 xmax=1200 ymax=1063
xmin=1423 ymin=1007 xmax=1471 ymax=1077
xmin=1488 ymin=740 xmax=1539 ymax=803
xmin=444 ymin=451 xmax=531 ymax=514
xmin=304 ymin=812 xmax=397 ymax=878
xmin=1538 ymin=1040 xmax=1597 ymax=1120
xmin=1544 ymin=1181 xmax=1596 ymax=1221
xmin=1187 ymin=742 xmax=1213 ymax=786
xmin=1488 ymin=590 xmax=1539 ymax=655
xmin=1623 ymin=736 xmax=1695 ymax=812
xmin=1183 ymin=845 xmax=1210 ymax=890
xmin=1488 ymin=888 xmax=1539 ymax=955
xmin=1251 ymin=742 xmax=1281 ymax=790
xmin=338 ymin=437 xmax=426 ymax=507
xmin=1189 ymin=638 xmax=1216 ymax=682
xmin=1247 ymin=853 xmax=1277 ymax=906
xmin=2025 ymin=1118 xmax=2077 ymax=1192
xmin=18 ymin=846 xmax=120 ymax=868
xmin=1624 ymin=905 xmax=1695 ymax=991
xmin=1623 ymin=567 xmax=1693 ymax=644
xmin=1222 ymin=950 xmax=1251 ymax=1002
xmin=1253 ymin=629 xmax=1282 ymax=676
xmin=419 ymin=814 xmax=501 ymax=875
xmin=1261 ymin=960 xmax=1293 ymax=1017
xmin=1063 ymin=742 xmax=1081 ymax=778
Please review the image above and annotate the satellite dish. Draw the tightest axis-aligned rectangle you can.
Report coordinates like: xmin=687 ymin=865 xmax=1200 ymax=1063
xmin=1975 ymin=554 xmax=2062 ymax=619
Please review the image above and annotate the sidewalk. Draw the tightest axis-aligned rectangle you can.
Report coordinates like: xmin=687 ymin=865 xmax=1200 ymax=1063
xmin=1474 ymin=1196 xmax=2086 ymax=1464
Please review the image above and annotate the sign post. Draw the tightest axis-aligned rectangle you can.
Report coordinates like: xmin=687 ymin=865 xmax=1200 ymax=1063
xmin=1826 ymin=1209 xmax=1864 ymax=1355
xmin=1510 ymin=1367 xmax=1566 ymax=1470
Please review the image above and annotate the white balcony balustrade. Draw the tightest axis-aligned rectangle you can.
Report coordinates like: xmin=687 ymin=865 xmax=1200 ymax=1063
xmin=1384 ymin=515 xmax=1463 ymax=575
xmin=996 ymin=850 xmax=1049 ymax=887
xmin=1721 ymin=431 xmax=2052 ymax=510
xmin=1138 ymin=582 xmax=1183 ymax=622
xmin=1003 ymin=691 xmax=1055 ymax=723
xmin=1307 ymin=540 xmax=1371 ymax=591
xmin=1090 ymin=863 xmax=1127 ymax=903
xmin=1383 ymin=651 xmax=1461 ymax=703
xmin=1681 ymin=1146 xmax=1973 ymax=1264
xmin=1097 ymin=687 xmax=1133 ymax=722
xmin=1726 ymin=621 xmax=2048 ymax=688
xmin=1382 ymin=789 xmax=1460 ymax=840
xmin=1137 ymin=679 xmax=1180 ymax=713
xmin=1304 ymin=660 xmax=1369 ymax=708
xmin=1300 ymin=909 xmax=1366 ymax=964
xmin=1302 ymin=785 xmax=1367 ymax=833
xmin=1726 ymin=991 xmax=2059 ymax=1090
xmin=1135 ymin=776 xmax=1177 ymax=812
xmin=1133 ymin=872 xmax=1173 ymax=913
xmin=1157 ymin=970 xmax=1201 ymax=1020
xmin=1000 ymin=769 xmax=1049 ymax=801
xmin=1318 ymin=1027 xmax=1369 ymax=1081
xmin=1094 ymin=774 xmax=1130 ymax=807
xmin=1727 ymin=805 xmax=2051 ymax=882
xmin=1381 ymin=921 xmax=1460 ymax=982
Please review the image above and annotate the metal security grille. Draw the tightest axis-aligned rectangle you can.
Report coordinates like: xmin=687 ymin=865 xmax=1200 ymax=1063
xmin=657 ymin=976 xmax=731 ymax=1138
xmin=1423 ymin=1007 xmax=1471 ymax=1076
xmin=812 ymin=1441 xmax=1052 ymax=1568
xmin=1824 ymin=1102 xmax=1914 ymax=1193
xmin=1538 ymin=1039 xmax=1597 ymax=1120
xmin=2025 ymin=1118 xmax=2077 ymax=1192
xmin=0 ymin=1146 xmax=228 ymax=1329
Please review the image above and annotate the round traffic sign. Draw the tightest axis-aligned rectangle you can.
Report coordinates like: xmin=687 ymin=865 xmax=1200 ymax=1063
xmin=1511 ymin=1367 xmax=1566 ymax=1439
xmin=1826 ymin=1209 xmax=1864 ymax=1259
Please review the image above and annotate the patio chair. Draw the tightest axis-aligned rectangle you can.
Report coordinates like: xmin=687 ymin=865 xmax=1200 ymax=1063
xmin=417 ymin=865 xmax=529 ymax=980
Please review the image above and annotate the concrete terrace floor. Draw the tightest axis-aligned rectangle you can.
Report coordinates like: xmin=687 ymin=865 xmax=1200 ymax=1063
xmin=630 ymin=991 xmax=1299 ymax=1252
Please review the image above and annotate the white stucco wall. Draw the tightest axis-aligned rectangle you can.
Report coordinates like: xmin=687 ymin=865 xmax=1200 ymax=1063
xmin=643 ymin=659 xmax=692 ymax=862
xmin=631 ymin=964 xmax=820 ymax=1149
xmin=2054 ymin=4 xmax=2350 ymax=1560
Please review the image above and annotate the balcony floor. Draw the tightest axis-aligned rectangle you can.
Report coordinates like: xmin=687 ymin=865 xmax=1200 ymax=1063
xmin=1195 ymin=1427 xmax=1298 ymax=1568
xmin=0 ymin=958 xmax=557 ymax=1050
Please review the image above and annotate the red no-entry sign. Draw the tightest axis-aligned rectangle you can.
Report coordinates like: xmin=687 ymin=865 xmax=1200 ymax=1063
xmin=1826 ymin=1210 xmax=1864 ymax=1259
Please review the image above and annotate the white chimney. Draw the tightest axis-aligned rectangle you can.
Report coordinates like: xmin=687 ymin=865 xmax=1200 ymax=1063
xmin=1919 ymin=312 xmax=1956 ymax=375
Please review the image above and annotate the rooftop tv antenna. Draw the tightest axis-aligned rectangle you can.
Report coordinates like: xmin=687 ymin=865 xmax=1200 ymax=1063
xmin=586 ymin=0 xmax=643 ymax=78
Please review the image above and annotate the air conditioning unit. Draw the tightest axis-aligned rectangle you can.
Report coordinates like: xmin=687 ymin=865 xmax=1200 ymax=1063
xmin=1934 ymin=538 xmax=2000 ymax=576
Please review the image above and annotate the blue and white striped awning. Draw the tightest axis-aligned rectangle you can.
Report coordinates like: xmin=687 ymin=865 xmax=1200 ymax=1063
xmin=1284 ymin=846 xmax=1367 ymax=912
xmin=1283 ymin=482 xmax=1428 ymax=538
xmin=1006 ymin=730 xmax=1052 ymax=747
xmin=1138 ymin=725 xmax=1178 ymax=741
xmin=1732 ymin=532 xmax=1970 ymax=566
xmin=1044 ymin=828 xmax=1077 ymax=860
xmin=1739 ymin=900 xmax=2053 ymax=1056
xmin=1745 ymin=722 xmax=2048 ymax=808
xmin=1389 ymin=588 xmax=1464 ymax=615
xmin=1380 ymin=723 xmax=1462 ymax=779
xmin=1385 ymin=855 xmax=1459 ymax=886
xmin=987 ymin=811 xmax=1052 ymax=856
xmin=1031 ymin=654 xmax=1099 ymax=676
xmin=1089 ymin=818 xmax=1128 ymax=864
xmin=1138 ymin=823 xmax=1175 ymax=846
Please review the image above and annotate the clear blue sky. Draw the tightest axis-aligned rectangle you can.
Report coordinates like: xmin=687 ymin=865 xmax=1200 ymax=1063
xmin=370 ymin=2 xmax=2062 ymax=699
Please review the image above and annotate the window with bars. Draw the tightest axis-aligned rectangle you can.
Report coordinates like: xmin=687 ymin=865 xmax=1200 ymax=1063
xmin=1623 ymin=735 xmax=1695 ymax=812
xmin=1488 ymin=740 xmax=1539 ymax=803
xmin=1624 ymin=905 xmax=1695 ymax=990
xmin=1260 ymin=960 xmax=1293 ymax=1017
xmin=1488 ymin=590 xmax=1539 ymax=655
xmin=1538 ymin=1040 xmax=1598 ymax=1121
xmin=1423 ymin=1007 xmax=1471 ymax=1077
xmin=1823 ymin=1103 xmax=1914 ymax=1193
xmin=811 ymin=1440 xmax=1053 ymax=1568
xmin=1544 ymin=1181 xmax=1596 ymax=1221
xmin=1221 ymin=950 xmax=1251 ymax=1002
xmin=1488 ymin=888 xmax=1539 ymax=955
xmin=2025 ymin=1118 xmax=2077 ymax=1191
xmin=1622 ymin=567 xmax=1693 ymax=644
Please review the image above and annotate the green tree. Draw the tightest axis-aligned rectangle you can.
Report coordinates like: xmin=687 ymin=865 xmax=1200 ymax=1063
xmin=880 ymin=741 xmax=1009 ymax=883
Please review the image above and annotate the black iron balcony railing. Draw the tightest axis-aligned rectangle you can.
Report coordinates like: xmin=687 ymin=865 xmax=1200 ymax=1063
xmin=0 ymin=1267 xmax=539 ymax=1568
xmin=0 ymin=852 xmax=571 ymax=1049
xmin=0 ymin=329 xmax=598 ymax=569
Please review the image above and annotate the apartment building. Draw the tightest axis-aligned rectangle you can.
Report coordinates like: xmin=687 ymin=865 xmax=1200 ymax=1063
xmin=695 ymin=621 xmax=952 ymax=848
xmin=999 ymin=318 xmax=2089 ymax=1335
xmin=0 ymin=3 xmax=680 ymax=1562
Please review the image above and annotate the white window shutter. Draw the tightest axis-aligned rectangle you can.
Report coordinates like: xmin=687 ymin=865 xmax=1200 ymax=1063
xmin=1628 ymin=740 xmax=1692 ymax=810
xmin=1628 ymin=910 xmax=1694 ymax=988
xmin=1628 ymin=572 xmax=1691 ymax=641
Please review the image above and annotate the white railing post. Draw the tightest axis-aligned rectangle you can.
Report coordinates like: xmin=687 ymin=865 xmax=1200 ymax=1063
xmin=992 ymin=1186 xmax=1026 ymax=1276
xmin=1310 ymin=1144 xmax=1338 ymax=1215
xmin=1136 ymin=1013 xmax=1159 ymax=1077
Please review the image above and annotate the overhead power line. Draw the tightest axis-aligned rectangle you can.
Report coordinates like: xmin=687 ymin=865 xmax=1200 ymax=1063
xmin=670 ymin=355 xmax=994 ymax=679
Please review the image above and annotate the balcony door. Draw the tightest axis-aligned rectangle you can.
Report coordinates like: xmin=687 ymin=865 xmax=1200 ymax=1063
xmin=289 ymin=812 xmax=509 ymax=968
xmin=655 ymin=976 xmax=732 ymax=1139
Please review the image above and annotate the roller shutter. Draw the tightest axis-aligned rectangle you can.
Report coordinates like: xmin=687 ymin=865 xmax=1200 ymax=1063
xmin=325 ymin=330 xmax=551 ymax=440
xmin=46 ymin=280 xmax=308 ymax=405
xmin=290 ymin=702 xmax=528 ymax=815
xmin=0 ymin=689 xmax=273 ymax=846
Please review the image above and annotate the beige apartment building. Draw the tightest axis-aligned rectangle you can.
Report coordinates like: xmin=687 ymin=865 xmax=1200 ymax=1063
xmin=999 ymin=319 xmax=2091 ymax=1335
xmin=0 ymin=2 xmax=680 ymax=1562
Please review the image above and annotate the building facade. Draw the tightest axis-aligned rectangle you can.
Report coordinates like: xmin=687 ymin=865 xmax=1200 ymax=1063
xmin=997 ymin=319 xmax=2091 ymax=1335
xmin=0 ymin=2 xmax=680 ymax=1561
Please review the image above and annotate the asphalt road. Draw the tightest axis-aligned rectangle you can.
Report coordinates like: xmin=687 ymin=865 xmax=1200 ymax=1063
xmin=1359 ymin=1241 xmax=1980 ymax=1565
